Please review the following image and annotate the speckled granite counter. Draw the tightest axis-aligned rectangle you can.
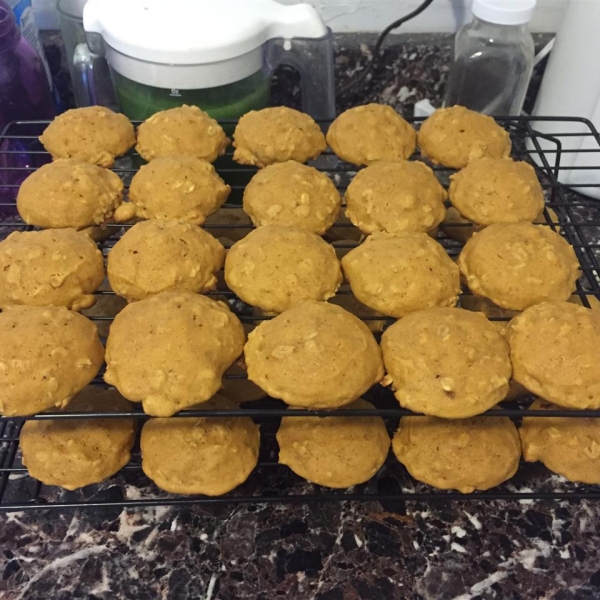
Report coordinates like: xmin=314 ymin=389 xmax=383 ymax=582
xmin=3 ymin=496 xmax=600 ymax=599
xmin=2 ymin=33 xmax=600 ymax=600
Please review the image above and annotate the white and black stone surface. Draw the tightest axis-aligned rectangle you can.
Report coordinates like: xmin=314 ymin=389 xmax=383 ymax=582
xmin=2 ymin=461 xmax=600 ymax=599
xmin=2 ymin=33 xmax=600 ymax=600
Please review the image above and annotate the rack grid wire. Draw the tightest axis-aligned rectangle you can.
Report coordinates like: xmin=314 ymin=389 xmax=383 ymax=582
xmin=1 ymin=115 xmax=600 ymax=510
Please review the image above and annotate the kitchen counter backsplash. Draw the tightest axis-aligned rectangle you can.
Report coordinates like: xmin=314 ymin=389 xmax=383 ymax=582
xmin=1 ymin=31 xmax=599 ymax=600
xmin=42 ymin=32 xmax=553 ymax=118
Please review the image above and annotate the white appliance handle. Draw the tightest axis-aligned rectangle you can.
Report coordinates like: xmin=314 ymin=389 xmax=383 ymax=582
xmin=530 ymin=0 xmax=600 ymax=198
xmin=264 ymin=2 xmax=328 ymax=40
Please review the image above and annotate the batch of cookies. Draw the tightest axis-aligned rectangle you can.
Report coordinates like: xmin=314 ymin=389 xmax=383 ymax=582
xmin=2 ymin=101 xmax=599 ymax=497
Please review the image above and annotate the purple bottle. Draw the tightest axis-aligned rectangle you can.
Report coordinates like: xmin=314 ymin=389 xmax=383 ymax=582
xmin=0 ymin=0 xmax=54 ymax=212
xmin=0 ymin=0 xmax=54 ymax=132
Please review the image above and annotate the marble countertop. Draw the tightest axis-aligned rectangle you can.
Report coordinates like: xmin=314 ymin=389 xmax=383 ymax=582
xmin=2 ymin=33 xmax=600 ymax=600
xmin=3 ymin=495 xmax=600 ymax=599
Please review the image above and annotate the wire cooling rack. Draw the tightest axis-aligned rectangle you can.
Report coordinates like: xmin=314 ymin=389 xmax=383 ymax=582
xmin=1 ymin=115 xmax=600 ymax=511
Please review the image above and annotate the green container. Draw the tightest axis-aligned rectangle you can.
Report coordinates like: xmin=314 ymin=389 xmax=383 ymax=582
xmin=83 ymin=0 xmax=336 ymax=128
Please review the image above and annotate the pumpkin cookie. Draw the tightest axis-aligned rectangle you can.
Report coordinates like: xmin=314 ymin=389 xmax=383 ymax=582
xmin=0 ymin=305 xmax=104 ymax=416
xmin=243 ymin=161 xmax=341 ymax=235
xmin=341 ymin=232 xmax=460 ymax=318
xmin=449 ymin=158 xmax=544 ymax=226
xmin=326 ymin=104 xmax=416 ymax=165
xmin=232 ymin=107 xmax=326 ymax=167
xmin=520 ymin=398 xmax=600 ymax=484
xmin=136 ymin=105 xmax=228 ymax=163
xmin=459 ymin=223 xmax=579 ymax=311
xmin=245 ymin=301 xmax=384 ymax=409
xmin=418 ymin=106 xmax=511 ymax=169
xmin=381 ymin=307 xmax=511 ymax=418
xmin=506 ymin=301 xmax=600 ymax=409
xmin=277 ymin=399 xmax=390 ymax=488
xmin=141 ymin=396 xmax=259 ymax=495
xmin=116 ymin=155 xmax=230 ymax=225
xmin=39 ymin=106 xmax=135 ymax=167
xmin=225 ymin=226 xmax=342 ymax=314
xmin=20 ymin=387 xmax=135 ymax=490
xmin=459 ymin=299 xmax=535 ymax=402
xmin=17 ymin=159 xmax=124 ymax=229
xmin=104 ymin=292 xmax=245 ymax=416
xmin=107 ymin=219 xmax=224 ymax=302
xmin=0 ymin=228 xmax=104 ymax=311
xmin=345 ymin=160 xmax=446 ymax=235
xmin=392 ymin=415 xmax=521 ymax=493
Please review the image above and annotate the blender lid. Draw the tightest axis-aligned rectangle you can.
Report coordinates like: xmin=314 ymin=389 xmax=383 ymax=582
xmin=83 ymin=0 xmax=328 ymax=65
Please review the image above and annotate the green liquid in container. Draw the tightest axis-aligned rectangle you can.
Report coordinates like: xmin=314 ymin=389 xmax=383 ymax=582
xmin=112 ymin=69 xmax=270 ymax=127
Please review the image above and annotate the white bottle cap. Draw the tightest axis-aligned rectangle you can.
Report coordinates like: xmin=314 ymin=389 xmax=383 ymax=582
xmin=472 ymin=0 xmax=536 ymax=25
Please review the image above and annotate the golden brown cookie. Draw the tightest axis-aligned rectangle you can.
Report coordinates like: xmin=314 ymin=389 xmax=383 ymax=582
xmin=104 ymin=292 xmax=245 ymax=416
xmin=141 ymin=396 xmax=259 ymax=495
xmin=242 ymin=161 xmax=341 ymax=235
xmin=381 ymin=307 xmax=511 ymax=418
xmin=276 ymin=399 xmax=390 ymax=488
xmin=116 ymin=155 xmax=230 ymax=225
xmin=520 ymin=399 xmax=600 ymax=484
xmin=0 ymin=305 xmax=104 ymax=416
xmin=232 ymin=107 xmax=326 ymax=167
xmin=458 ymin=301 xmax=540 ymax=402
xmin=20 ymin=387 xmax=135 ymax=490
xmin=245 ymin=301 xmax=384 ymax=409
xmin=418 ymin=106 xmax=511 ymax=169
xmin=225 ymin=225 xmax=342 ymax=314
xmin=458 ymin=303 xmax=526 ymax=401
xmin=326 ymin=104 xmax=416 ymax=165
xmin=392 ymin=415 xmax=521 ymax=493
xmin=506 ymin=301 xmax=600 ymax=409
xmin=0 ymin=228 xmax=104 ymax=311
xmin=342 ymin=232 xmax=460 ymax=318
xmin=459 ymin=223 xmax=579 ymax=311
xmin=39 ymin=106 xmax=135 ymax=167
xmin=107 ymin=219 xmax=225 ymax=302
xmin=449 ymin=158 xmax=544 ymax=226
xmin=345 ymin=160 xmax=446 ymax=235
xmin=17 ymin=159 xmax=124 ymax=229
xmin=136 ymin=105 xmax=228 ymax=163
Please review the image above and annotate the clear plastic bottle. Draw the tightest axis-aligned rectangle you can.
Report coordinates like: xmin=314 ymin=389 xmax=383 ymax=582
xmin=444 ymin=0 xmax=536 ymax=116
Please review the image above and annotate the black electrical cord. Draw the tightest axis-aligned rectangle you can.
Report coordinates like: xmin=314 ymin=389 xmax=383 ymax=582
xmin=337 ymin=0 xmax=436 ymax=98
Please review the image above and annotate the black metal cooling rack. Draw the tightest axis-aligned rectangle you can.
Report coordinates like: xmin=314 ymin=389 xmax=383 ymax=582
xmin=1 ymin=115 xmax=600 ymax=511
